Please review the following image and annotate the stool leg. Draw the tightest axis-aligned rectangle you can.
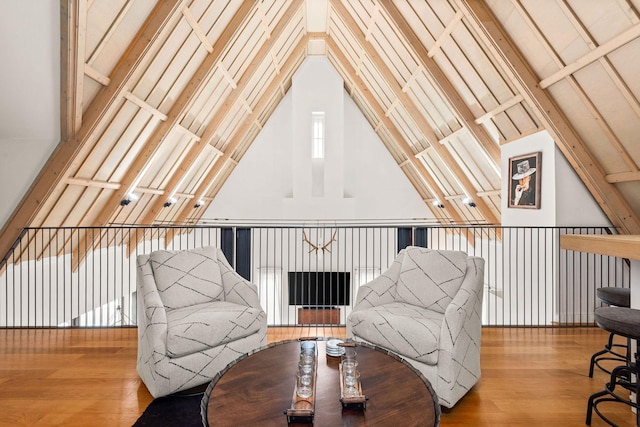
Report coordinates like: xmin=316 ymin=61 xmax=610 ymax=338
xmin=586 ymin=340 xmax=640 ymax=426
xmin=590 ymin=347 xmax=613 ymax=378
xmin=589 ymin=333 xmax=631 ymax=377
xmin=586 ymin=389 xmax=609 ymax=425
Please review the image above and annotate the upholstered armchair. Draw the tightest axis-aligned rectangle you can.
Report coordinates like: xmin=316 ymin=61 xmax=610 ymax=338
xmin=136 ymin=246 xmax=267 ymax=398
xmin=347 ymin=246 xmax=485 ymax=408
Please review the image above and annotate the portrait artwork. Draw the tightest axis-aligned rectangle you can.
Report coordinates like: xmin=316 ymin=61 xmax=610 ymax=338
xmin=508 ymin=152 xmax=541 ymax=209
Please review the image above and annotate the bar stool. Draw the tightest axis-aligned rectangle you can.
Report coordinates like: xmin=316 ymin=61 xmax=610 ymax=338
xmin=589 ymin=287 xmax=631 ymax=377
xmin=586 ymin=307 xmax=640 ymax=426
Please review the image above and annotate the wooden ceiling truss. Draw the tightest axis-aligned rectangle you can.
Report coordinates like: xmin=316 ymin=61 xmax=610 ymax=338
xmin=2 ymin=0 xmax=640 ymax=264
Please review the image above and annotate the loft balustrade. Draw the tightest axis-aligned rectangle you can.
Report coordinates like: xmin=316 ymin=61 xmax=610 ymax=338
xmin=0 ymin=223 xmax=629 ymax=328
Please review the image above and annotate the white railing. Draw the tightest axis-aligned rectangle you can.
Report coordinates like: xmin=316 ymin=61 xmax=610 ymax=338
xmin=0 ymin=224 xmax=629 ymax=328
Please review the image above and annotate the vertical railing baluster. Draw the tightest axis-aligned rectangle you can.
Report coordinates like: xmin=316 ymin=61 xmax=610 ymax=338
xmin=0 ymin=224 xmax=630 ymax=328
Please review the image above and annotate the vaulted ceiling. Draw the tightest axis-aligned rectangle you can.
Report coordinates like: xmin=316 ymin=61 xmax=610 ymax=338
xmin=1 ymin=0 xmax=640 ymax=259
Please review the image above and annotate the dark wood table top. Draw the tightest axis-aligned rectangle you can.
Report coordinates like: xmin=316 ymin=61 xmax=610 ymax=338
xmin=202 ymin=339 xmax=440 ymax=426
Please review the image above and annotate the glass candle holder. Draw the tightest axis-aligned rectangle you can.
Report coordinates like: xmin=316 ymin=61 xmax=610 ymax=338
xmin=296 ymin=371 xmax=313 ymax=399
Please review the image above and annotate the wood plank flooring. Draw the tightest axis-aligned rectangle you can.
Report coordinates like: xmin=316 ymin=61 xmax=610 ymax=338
xmin=0 ymin=327 xmax=635 ymax=426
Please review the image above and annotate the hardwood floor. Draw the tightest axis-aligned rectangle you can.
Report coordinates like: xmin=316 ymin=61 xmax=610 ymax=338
xmin=0 ymin=327 xmax=635 ymax=426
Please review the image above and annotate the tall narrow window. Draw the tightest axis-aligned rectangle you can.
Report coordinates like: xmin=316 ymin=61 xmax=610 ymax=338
xmin=311 ymin=112 xmax=325 ymax=196
xmin=311 ymin=112 xmax=325 ymax=159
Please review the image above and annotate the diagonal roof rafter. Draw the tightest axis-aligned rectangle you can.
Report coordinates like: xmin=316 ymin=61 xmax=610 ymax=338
xmin=133 ymin=0 xmax=304 ymax=239
xmin=129 ymin=2 xmax=301 ymax=248
xmin=331 ymin=0 xmax=499 ymax=225
xmin=325 ymin=35 xmax=465 ymax=225
xmin=378 ymin=0 xmax=500 ymax=165
xmin=457 ymin=0 xmax=640 ymax=234
xmin=91 ymin=1 xmax=255 ymax=228
xmin=166 ymin=35 xmax=311 ymax=232
xmin=0 ymin=0 xmax=187 ymax=263
xmin=6 ymin=0 xmax=640 ymax=268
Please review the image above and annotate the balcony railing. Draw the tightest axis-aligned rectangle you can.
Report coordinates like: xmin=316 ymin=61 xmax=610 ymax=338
xmin=0 ymin=223 xmax=629 ymax=328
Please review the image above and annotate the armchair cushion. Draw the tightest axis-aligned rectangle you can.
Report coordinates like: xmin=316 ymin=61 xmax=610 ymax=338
xmin=348 ymin=301 xmax=443 ymax=365
xmin=396 ymin=247 xmax=467 ymax=313
xmin=166 ymin=301 xmax=265 ymax=358
xmin=149 ymin=246 xmax=223 ymax=310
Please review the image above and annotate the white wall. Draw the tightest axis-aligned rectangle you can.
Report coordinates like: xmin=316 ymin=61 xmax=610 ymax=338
xmin=206 ymin=57 xmax=433 ymax=221
xmin=501 ymin=130 xmax=609 ymax=227
xmin=0 ymin=2 xmax=60 ymax=228
xmin=554 ymin=145 xmax=610 ymax=226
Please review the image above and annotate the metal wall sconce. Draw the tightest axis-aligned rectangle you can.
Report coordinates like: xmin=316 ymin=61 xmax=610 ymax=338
xmin=463 ymin=197 xmax=476 ymax=208
xmin=432 ymin=200 xmax=445 ymax=209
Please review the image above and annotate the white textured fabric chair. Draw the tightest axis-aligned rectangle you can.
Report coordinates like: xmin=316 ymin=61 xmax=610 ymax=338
xmin=347 ymin=246 xmax=484 ymax=408
xmin=136 ymin=246 xmax=267 ymax=398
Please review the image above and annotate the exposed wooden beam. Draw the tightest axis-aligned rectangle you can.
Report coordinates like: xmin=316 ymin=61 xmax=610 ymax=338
xmin=438 ymin=127 xmax=466 ymax=145
xmin=135 ymin=187 xmax=164 ymax=196
xmin=0 ymin=0 xmax=186 ymax=262
xmin=60 ymin=0 xmax=85 ymax=142
xmin=458 ymin=0 xmax=640 ymax=234
xmin=428 ymin=10 xmax=463 ymax=58
xmin=514 ymin=0 xmax=637 ymax=172
xmin=326 ymin=36 xmax=465 ymax=224
xmin=176 ymin=124 xmax=202 ymax=142
xmin=606 ymin=171 xmax=640 ymax=183
xmin=181 ymin=5 xmax=214 ymax=53
xmin=71 ymin=2 xmax=255 ymax=269
xmin=553 ymin=0 xmax=639 ymax=170
xmin=556 ymin=0 xmax=640 ymax=117
xmin=512 ymin=0 xmax=639 ymax=176
xmin=84 ymin=64 xmax=110 ymax=86
xmin=474 ymin=95 xmax=523 ymax=124
xmin=379 ymin=0 xmax=501 ymax=165
xmin=334 ymin=0 xmax=498 ymax=225
xmin=173 ymin=192 xmax=194 ymax=199
xmin=539 ymin=23 xmax=640 ymax=89
xmin=123 ymin=91 xmax=168 ymax=121
xmin=65 ymin=177 xmax=121 ymax=190
xmin=217 ymin=63 xmax=238 ymax=89
xmin=136 ymin=1 xmax=303 ymax=231
xmin=164 ymin=37 xmax=310 ymax=232
xmin=91 ymin=1 xmax=255 ymax=228
xmin=477 ymin=189 xmax=501 ymax=197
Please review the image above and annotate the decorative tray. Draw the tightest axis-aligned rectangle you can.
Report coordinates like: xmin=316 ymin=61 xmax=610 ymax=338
xmin=338 ymin=362 xmax=368 ymax=410
xmin=284 ymin=339 xmax=318 ymax=424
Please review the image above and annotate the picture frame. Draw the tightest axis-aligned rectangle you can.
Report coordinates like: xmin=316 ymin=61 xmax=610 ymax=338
xmin=508 ymin=152 xmax=541 ymax=209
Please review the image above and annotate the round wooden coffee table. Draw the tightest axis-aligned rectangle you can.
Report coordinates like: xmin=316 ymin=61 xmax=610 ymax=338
xmin=202 ymin=339 xmax=440 ymax=426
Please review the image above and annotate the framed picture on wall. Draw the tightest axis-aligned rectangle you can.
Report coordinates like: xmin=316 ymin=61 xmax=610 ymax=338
xmin=508 ymin=152 xmax=541 ymax=209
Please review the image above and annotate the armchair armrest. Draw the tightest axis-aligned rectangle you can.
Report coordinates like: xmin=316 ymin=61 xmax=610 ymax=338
xmin=217 ymin=249 xmax=263 ymax=310
xmin=437 ymin=256 xmax=485 ymax=407
xmin=352 ymin=251 xmax=405 ymax=311
xmin=136 ymin=254 xmax=169 ymax=358
xmin=441 ymin=257 xmax=484 ymax=348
